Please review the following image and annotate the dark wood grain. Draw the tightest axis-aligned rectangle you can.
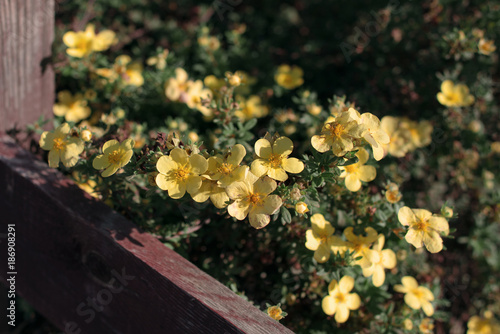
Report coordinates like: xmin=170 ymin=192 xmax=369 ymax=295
xmin=0 ymin=134 xmax=293 ymax=334
xmin=0 ymin=0 xmax=54 ymax=132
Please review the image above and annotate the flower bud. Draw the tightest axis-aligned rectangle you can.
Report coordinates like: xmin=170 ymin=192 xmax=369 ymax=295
xmin=80 ymin=130 xmax=92 ymax=142
xmin=295 ymin=202 xmax=309 ymax=215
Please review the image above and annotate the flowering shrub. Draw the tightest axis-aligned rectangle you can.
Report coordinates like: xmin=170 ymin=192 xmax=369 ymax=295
xmin=22 ymin=1 xmax=500 ymax=333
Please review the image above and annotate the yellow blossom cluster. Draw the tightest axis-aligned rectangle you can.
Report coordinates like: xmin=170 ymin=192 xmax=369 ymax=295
xmin=152 ymin=136 xmax=304 ymax=229
xmin=63 ymin=24 xmax=116 ymax=58
xmin=467 ymin=311 xmax=500 ymax=334
xmin=96 ymin=55 xmax=144 ymax=87
xmin=305 ymin=214 xmax=396 ymax=286
xmin=380 ymin=116 xmax=433 ymax=158
xmin=312 ymin=108 xmax=389 ymax=161
xmin=165 ymin=68 xmax=213 ymax=117
xmin=275 ymin=65 xmax=304 ymax=90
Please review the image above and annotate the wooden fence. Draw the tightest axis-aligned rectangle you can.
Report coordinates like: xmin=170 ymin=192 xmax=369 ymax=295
xmin=0 ymin=1 xmax=293 ymax=333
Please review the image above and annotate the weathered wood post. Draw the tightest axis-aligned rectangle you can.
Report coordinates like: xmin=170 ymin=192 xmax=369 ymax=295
xmin=0 ymin=2 xmax=294 ymax=333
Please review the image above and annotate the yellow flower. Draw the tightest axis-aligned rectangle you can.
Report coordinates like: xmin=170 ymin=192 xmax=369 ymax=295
xmin=305 ymin=214 xmax=335 ymax=263
xmin=80 ymin=129 xmax=92 ymax=142
xmin=380 ymin=116 xmax=412 ymax=158
xmin=204 ymin=75 xmax=226 ymax=95
xmin=234 ymin=71 xmax=257 ymax=95
xmin=266 ymin=305 xmax=286 ymax=321
xmin=295 ymin=201 xmax=309 ymax=214
xmin=311 ymin=108 xmax=365 ymax=156
xmin=53 ymin=91 xmax=91 ymax=123
xmin=394 ymin=276 xmax=434 ymax=316
xmin=225 ymin=71 xmax=243 ymax=87
xmin=93 ymin=138 xmax=135 ymax=177
xmin=437 ymin=80 xmax=475 ymax=107
xmin=235 ymin=95 xmax=269 ymax=121
xmin=341 ymin=226 xmax=380 ymax=268
xmin=39 ymin=123 xmax=85 ymax=168
xmin=191 ymin=178 xmax=230 ymax=208
xmin=322 ymin=276 xmax=361 ymax=323
xmin=478 ymin=38 xmax=496 ymax=55
xmin=166 ymin=68 xmax=191 ymax=101
xmin=339 ymin=148 xmax=376 ymax=192
xmin=146 ymin=49 xmax=169 ymax=70
xmin=419 ymin=318 xmax=434 ymax=334
xmin=185 ymin=80 xmax=213 ymax=117
xmin=155 ymin=148 xmax=208 ymax=199
xmin=441 ymin=206 xmax=453 ymax=219
xmin=306 ymin=104 xmax=322 ymax=116
xmin=96 ymin=55 xmax=144 ymax=87
xmin=467 ymin=311 xmax=500 ymax=334
xmin=361 ymin=235 xmax=396 ymax=287
xmin=351 ymin=111 xmax=390 ymax=161
xmin=404 ymin=318 xmax=413 ymax=330
xmin=73 ymin=172 xmax=100 ymax=199
xmin=226 ymin=172 xmax=282 ymax=229
xmin=206 ymin=144 xmax=248 ymax=188
xmin=275 ymin=65 xmax=304 ymax=89
xmin=385 ymin=182 xmax=402 ymax=203
xmin=398 ymin=206 xmax=449 ymax=253
xmin=63 ymin=24 xmax=116 ymax=58
xmin=251 ymin=136 xmax=304 ymax=182
xmin=402 ymin=118 xmax=433 ymax=149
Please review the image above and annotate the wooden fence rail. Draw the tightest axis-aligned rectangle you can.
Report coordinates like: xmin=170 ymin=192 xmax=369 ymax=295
xmin=0 ymin=1 xmax=293 ymax=333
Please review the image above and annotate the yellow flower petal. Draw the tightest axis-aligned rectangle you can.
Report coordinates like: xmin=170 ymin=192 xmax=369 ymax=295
xmin=170 ymin=148 xmax=189 ymax=164
xmin=402 ymin=276 xmax=419 ymax=289
xmin=186 ymin=175 xmax=203 ymax=195
xmin=255 ymin=138 xmax=272 ymax=159
xmin=398 ymin=206 xmax=416 ymax=226
xmin=405 ymin=293 xmax=422 ymax=310
xmin=422 ymin=302 xmax=434 ymax=316
xmin=346 ymin=293 xmax=361 ymax=310
xmin=251 ymin=158 xmax=269 ymax=177
xmin=321 ymin=295 xmax=337 ymax=316
xmin=339 ymin=276 xmax=355 ymax=293
xmin=267 ymin=167 xmax=288 ymax=181
xmin=305 ymin=230 xmax=321 ymax=251
xmin=48 ymin=149 xmax=60 ymax=168
xmin=311 ymin=135 xmax=331 ymax=153
xmin=314 ymin=243 xmax=331 ymax=263
xmin=273 ymin=136 xmax=293 ymax=156
xmin=156 ymin=156 xmax=177 ymax=174
xmin=358 ymin=165 xmax=376 ymax=182
xmin=249 ymin=211 xmax=271 ymax=229
xmin=227 ymin=144 xmax=246 ymax=165
xmin=334 ymin=305 xmax=350 ymax=323
xmin=189 ymin=154 xmax=208 ymax=175
xmin=282 ymin=157 xmax=304 ymax=174
xmin=423 ymin=230 xmax=443 ymax=253
xmin=253 ymin=176 xmax=277 ymax=195
xmin=345 ymin=174 xmax=362 ymax=192
xmin=405 ymin=228 xmax=424 ymax=248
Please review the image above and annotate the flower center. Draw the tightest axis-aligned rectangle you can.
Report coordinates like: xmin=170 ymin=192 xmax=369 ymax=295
xmin=108 ymin=149 xmax=123 ymax=164
xmin=335 ymin=292 xmax=346 ymax=304
xmin=344 ymin=164 xmax=357 ymax=173
xmin=218 ymin=162 xmax=233 ymax=175
xmin=414 ymin=218 xmax=429 ymax=232
xmin=248 ymin=193 xmax=262 ymax=205
xmin=53 ymin=138 xmax=66 ymax=151
xmin=268 ymin=153 xmax=283 ymax=168
xmin=326 ymin=122 xmax=345 ymax=138
xmin=174 ymin=166 xmax=190 ymax=181
xmin=411 ymin=288 xmax=424 ymax=300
